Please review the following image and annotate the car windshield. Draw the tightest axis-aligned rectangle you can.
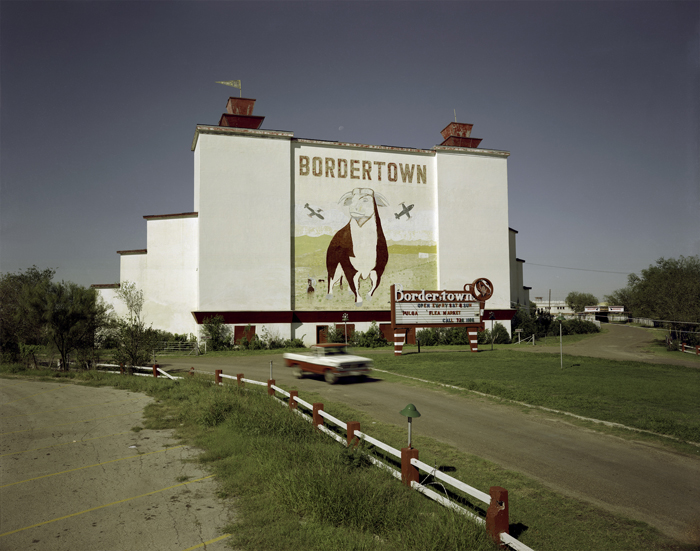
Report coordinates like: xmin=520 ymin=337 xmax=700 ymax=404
xmin=323 ymin=347 xmax=347 ymax=355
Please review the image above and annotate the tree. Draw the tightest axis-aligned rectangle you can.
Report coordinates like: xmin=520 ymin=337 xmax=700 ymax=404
xmin=565 ymin=292 xmax=598 ymax=313
xmin=605 ymin=255 xmax=700 ymax=340
xmin=24 ymin=281 xmax=111 ymax=370
xmin=201 ymin=315 xmax=232 ymax=351
xmin=0 ymin=266 xmax=55 ymax=362
xmin=112 ymin=282 xmax=157 ymax=368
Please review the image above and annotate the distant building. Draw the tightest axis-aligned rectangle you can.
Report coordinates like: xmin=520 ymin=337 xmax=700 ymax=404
xmin=93 ymin=97 xmax=530 ymax=345
xmin=532 ymin=299 xmax=576 ymax=316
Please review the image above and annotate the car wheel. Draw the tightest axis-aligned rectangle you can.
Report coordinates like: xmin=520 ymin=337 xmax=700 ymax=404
xmin=324 ymin=370 xmax=338 ymax=384
xmin=292 ymin=366 xmax=303 ymax=379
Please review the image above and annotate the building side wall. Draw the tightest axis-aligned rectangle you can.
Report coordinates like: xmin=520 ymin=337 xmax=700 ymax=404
xmin=120 ymin=254 xmax=147 ymax=291
xmin=143 ymin=217 xmax=199 ymax=336
xmin=195 ymin=133 xmax=292 ymax=312
xmin=435 ymin=151 xmax=511 ymax=320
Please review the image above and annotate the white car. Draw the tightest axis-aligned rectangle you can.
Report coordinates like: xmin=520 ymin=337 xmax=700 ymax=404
xmin=283 ymin=344 xmax=373 ymax=384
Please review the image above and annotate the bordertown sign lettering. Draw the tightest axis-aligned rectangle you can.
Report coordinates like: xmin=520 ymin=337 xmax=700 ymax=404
xmin=390 ymin=278 xmax=493 ymax=330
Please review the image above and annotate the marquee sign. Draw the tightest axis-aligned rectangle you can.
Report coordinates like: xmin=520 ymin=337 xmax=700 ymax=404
xmin=390 ymin=278 xmax=493 ymax=330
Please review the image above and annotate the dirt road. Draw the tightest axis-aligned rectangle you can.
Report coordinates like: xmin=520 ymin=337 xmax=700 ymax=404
xmin=0 ymin=379 xmax=233 ymax=551
xmin=159 ymin=342 xmax=700 ymax=545
xmin=516 ymin=323 xmax=700 ymax=368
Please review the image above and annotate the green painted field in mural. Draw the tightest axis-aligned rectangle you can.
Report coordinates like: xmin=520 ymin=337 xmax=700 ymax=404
xmin=294 ymin=236 xmax=437 ymax=310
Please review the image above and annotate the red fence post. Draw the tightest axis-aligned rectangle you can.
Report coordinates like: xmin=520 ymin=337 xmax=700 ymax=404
xmin=313 ymin=403 xmax=324 ymax=429
xmin=189 ymin=367 xmax=194 ymax=377
xmin=237 ymin=373 xmax=244 ymax=387
xmin=152 ymin=365 xmax=158 ymax=378
xmin=682 ymin=343 xmax=686 ymax=353
xmin=347 ymin=421 xmax=360 ymax=447
xmin=267 ymin=379 xmax=275 ymax=396
xmin=401 ymin=447 xmax=419 ymax=487
xmin=120 ymin=363 xmax=124 ymax=375
xmin=289 ymin=390 xmax=298 ymax=410
xmin=696 ymin=345 xmax=699 ymax=356
xmin=214 ymin=369 xmax=222 ymax=385
xmin=486 ymin=486 xmax=509 ymax=545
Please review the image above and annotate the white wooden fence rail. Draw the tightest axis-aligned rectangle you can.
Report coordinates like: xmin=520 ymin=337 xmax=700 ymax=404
xmin=411 ymin=457 xmax=491 ymax=504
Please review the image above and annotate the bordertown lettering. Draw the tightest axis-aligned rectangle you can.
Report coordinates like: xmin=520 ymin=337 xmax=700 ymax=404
xmin=395 ymin=289 xmax=476 ymax=302
xmin=298 ymin=155 xmax=427 ymax=184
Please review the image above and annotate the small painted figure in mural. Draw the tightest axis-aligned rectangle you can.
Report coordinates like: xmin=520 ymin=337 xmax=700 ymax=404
xmin=394 ymin=202 xmax=414 ymax=220
xmin=304 ymin=203 xmax=324 ymax=219
xmin=326 ymin=187 xmax=389 ymax=306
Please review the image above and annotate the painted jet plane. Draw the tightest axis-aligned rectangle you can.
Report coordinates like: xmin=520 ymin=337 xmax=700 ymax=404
xmin=394 ymin=202 xmax=414 ymax=220
xmin=304 ymin=203 xmax=325 ymax=219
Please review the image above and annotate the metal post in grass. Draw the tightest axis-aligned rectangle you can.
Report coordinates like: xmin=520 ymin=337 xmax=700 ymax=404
xmin=489 ymin=312 xmax=496 ymax=351
xmin=342 ymin=313 xmax=349 ymax=344
xmin=400 ymin=403 xmax=421 ymax=448
xmin=269 ymin=360 xmax=273 ymax=380
xmin=556 ymin=314 xmax=565 ymax=369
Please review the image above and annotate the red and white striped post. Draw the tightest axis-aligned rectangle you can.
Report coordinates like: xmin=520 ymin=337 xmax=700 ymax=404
xmin=468 ymin=329 xmax=479 ymax=352
xmin=394 ymin=330 xmax=406 ymax=356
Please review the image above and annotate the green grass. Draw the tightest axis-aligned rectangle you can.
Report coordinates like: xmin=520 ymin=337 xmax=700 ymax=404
xmin=364 ymin=349 xmax=700 ymax=443
xmin=1 ymin=367 xmax=693 ymax=550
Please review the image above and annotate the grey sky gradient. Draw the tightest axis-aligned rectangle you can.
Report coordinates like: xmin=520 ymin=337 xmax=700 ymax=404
xmin=1 ymin=1 xmax=698 ymax=302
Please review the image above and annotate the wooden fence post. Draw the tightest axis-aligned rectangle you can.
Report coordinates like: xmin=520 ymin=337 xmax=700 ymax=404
xmin=189 ymin=367 xmax=194 ymax=377
xmin=401 ymin=447 xmax=419 ymax=487
xmin=289 ymin=390 xmax=298 ymax=410
xmin=152 ymin=365 xmax=158 ymax=378
xmin=237 ymin=373 xmax=244 ymax=387
xmin=120 ymin=363 xmax=124 ymax=375
xmin=267 ymin=379 xmax=275 ymax=396
xmin=347 ymin=421 xmax=360 ymax=447
xmin=313 ymin=403 xmax=324 ymax=429
xmin=486 ymin=486 xmax=509 ymax=545
xmin=214 ymin=369 xmax=221 ymax=385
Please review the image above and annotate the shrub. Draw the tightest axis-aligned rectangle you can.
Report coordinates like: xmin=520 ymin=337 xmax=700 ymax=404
xmin=352 ymin=322 xmax=388 ymax=348
xmin=202 ymin=315 xmax=232 ymax=351
xmin=478 ymin=322 xmax=511 ymax=344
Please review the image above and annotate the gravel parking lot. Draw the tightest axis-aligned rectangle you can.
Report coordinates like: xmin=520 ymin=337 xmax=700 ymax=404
xmin=0 ymin=379 xmax=233 ymax=551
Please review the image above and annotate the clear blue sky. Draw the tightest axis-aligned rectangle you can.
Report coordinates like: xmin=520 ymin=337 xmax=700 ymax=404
xmin=1 ymin=1 xmax=698 ymax=301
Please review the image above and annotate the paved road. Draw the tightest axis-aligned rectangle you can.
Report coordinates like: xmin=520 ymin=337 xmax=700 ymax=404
xmin=160 ymin=345 xmax=700 ymax=545
xmin=0 ymin=379 xmax=233 ymax=551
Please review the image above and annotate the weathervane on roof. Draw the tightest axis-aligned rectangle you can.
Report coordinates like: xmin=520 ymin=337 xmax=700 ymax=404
xmin=216 ymin=80 xmax=241 ymax=97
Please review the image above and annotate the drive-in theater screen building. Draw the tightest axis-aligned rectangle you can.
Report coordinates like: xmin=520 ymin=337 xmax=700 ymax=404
xmin=94 ymin=97 xmax=530 ymax=345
